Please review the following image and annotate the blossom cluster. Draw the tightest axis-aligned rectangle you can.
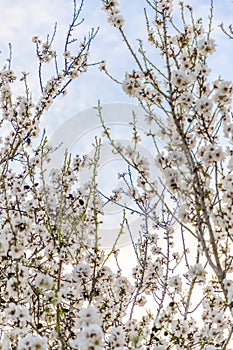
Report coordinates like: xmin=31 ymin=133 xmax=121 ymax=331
xmin=0 ymin=0 xmax=233 ymax=349
xmin=100 ymin=0 xmax=233 ymax=348
xmin=102 ymin=0 xmax=125 ymax=28
xmin=122 ymin=70 xmax=163 ymax=105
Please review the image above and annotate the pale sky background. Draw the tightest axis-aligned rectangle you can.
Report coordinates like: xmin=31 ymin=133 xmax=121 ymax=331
xmin=0 ymin=0 xmax=232 ymax=137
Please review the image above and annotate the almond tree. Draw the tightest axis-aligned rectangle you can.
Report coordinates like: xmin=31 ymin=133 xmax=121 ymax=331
xmin=98 ymin=0 xmax=233 ymax=348
xmin=0 ymin=0 xmax=233 ymax=349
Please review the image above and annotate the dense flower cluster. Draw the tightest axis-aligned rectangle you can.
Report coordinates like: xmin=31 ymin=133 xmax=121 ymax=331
xmin=122 ymin=70 xmax=163 ymax=105
xmin=100 ymin=0 xmax=233 ymax=348
xmin=102 ymin=0 xmax=124 ymax=28
xmin=0 ymin=0 xmax=233 ymax=349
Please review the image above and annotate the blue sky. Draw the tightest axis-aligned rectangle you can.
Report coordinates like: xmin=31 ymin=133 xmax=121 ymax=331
xmin=0 ymin=0 xmax=232 ymax=138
